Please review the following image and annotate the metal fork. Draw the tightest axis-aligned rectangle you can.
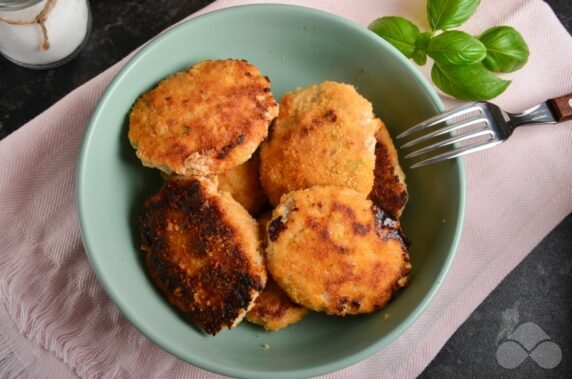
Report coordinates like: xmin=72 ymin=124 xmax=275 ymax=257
xmin=398 ymin=93 xmax=572 ymax=168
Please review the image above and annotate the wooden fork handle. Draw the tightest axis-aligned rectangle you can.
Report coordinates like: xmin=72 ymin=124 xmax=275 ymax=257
xmin=548 ymin=93 xmax=572 ymax=122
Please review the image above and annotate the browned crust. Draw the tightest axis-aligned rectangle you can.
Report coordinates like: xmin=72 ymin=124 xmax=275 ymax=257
xmin=266 ymin=186 xmax=411 ymax=316
xmin=139 ymin=177 xmax=266 ymax=335
xmin=369 ymin=121 xmax=408 ymax=218
xmin=246 ymin=212 xmax=309 ymax=331
xmin=259 ymin=81 xmax=379 ymax=205
xmin=246 ymin=279 xmax=309 ymax=331
xmin=129 ymin=59 xmax=279 ymax=176
xmin=216 ymin=152 xmax=268 ymax=216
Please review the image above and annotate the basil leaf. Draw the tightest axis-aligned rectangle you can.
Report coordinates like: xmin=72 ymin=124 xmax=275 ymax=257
xmin=480 ymin=26 xmax=529 ymax=73
xmin=369 ymin=16 xmax=420 ymax=58
xmin=413 ymin=32 xmax=432 ymax=65
xmin=431 ymin=63 xmax=511 ymax=100
xmin=428 ymin=30 xmax=487 ymax=65
xmin=428 ymin=0 xmax=481 ymax=31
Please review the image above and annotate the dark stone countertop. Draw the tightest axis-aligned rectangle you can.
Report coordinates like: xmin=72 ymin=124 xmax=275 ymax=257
xmin=0 ymin=1 xmax=570 ymax=377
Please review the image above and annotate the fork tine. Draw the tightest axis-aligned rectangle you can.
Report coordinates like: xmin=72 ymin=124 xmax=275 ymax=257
xmin=397 ymin=102 xmax=482 ymax=139
xmin=409 ymin=140 xmax=503 ymax=169
xmin=405 ymin=128 xmax=492 ymax=159
xmin=400 ymin=117 xmax=489 ymax=149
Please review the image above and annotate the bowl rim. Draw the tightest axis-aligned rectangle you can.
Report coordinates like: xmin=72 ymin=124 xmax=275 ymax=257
xmin=76 ymin=4 xmax=466 ymax=378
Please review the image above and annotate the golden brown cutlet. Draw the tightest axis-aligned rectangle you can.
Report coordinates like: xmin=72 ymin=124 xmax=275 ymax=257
xmin=139 ymin=176 xmax=267 ymax=335
xmin=266 ymin=186 xmax=411 ymax=316
xmin=129 ymin=59 xmax=279 ymax=176
xmin=259 ymin=81 xmax=380 ymax=206
xmin=369 ymin=121 xmax=409 ymax=218
xmin=246 ymin=278 xmax=309 ymax=331
xmin=216 ymin=152 xmax=268 ymax=217
xmin=246 ymin=212 xmax=309 ymax=331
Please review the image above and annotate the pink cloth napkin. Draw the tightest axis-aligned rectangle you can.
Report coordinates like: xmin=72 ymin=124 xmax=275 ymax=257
xmin=1 ymin=0 xmax=571 ymax=378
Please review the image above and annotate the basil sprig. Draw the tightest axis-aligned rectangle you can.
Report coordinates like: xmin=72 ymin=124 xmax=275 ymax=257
xmin=368 ymin=0 xmax=529 ymax=101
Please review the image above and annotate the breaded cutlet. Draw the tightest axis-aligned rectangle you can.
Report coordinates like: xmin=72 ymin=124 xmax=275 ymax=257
xmin=260 ymin=81 xmax=380 ymax=205
xmin=216 ymin=152 xmax=268 ymax=217
xmin=246 ymin=279 xmax=309 ymax=331
xmin=246 ymin=212 xmax=309 ymax=331
xmin=129 ymin=59 xmax=279 ymax=176
xmin=139 ymin=176 xmax=267 ymax=335
xmin=369 ymin=121 xmax=408 ymax=218
xmin=266 ymin=186 xmax=411 ymax=316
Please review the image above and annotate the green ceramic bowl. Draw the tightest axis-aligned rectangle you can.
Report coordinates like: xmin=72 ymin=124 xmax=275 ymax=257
xmin=77 ymin=4 xmax=465 ymax=378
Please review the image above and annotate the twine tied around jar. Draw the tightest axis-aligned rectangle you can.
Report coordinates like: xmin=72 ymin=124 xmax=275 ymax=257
xmin=0 ymin=0 xmax=58 ymax=51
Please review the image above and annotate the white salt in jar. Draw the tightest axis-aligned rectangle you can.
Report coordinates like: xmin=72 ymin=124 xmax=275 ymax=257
xmin=0 ymin=0 xmax=91 ymax=69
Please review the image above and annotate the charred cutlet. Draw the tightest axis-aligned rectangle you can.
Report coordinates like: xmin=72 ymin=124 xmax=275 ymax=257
xmin=369 ymin=121 xmax=408 ymax=218
xmin=139 ymin=176 xmax=267 ymax=335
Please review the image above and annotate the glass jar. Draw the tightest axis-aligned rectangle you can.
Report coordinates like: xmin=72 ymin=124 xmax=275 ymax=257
xmin=0 ymin=0 xmax=91 ymax=69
